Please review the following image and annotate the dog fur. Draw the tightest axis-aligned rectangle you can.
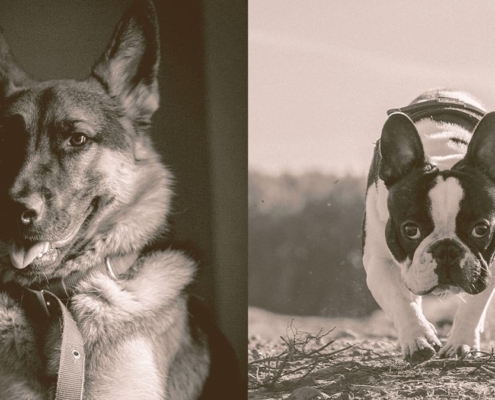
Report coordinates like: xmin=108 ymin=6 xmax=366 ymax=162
xmin=0 ymin=1 xmax=240 ymax=399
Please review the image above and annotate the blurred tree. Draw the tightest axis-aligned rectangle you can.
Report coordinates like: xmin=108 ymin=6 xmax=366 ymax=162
xmin=248 ymin=171 xmax=379 ymax=317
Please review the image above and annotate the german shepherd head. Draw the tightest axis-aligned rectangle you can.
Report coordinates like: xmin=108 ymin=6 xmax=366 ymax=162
xmin=0 ymin=0 xmax=172 ymax=286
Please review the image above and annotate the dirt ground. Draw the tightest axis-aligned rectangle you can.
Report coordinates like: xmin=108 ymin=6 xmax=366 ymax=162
xmin=248 ymin=298 xmax=495 ymax=400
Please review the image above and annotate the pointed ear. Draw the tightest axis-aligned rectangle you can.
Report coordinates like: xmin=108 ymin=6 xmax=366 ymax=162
xmin=461 ymin=112 xmax=495 ymax=179
xmin=379 ymin=112 xmax=425 ymax=185
xmin=91 ymin=0 xmax=160 ymax=126
xmin=0 ymin=28 xmax=30 ymax=100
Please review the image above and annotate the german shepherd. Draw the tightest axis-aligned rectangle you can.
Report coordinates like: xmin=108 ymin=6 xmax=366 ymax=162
xmin=0 ymin=1 xmax=240 ymax=399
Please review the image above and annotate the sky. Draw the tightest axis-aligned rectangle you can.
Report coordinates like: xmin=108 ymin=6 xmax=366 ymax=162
xmin=249 ymin=1 xmax=495 ymax=176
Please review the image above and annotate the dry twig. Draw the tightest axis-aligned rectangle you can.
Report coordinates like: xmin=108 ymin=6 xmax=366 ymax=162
xmin=248 ymin=321 xmax=350 ymax=390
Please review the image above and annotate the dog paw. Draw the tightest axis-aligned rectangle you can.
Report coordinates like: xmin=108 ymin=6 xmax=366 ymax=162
xmin=72 ymin=273 xmax=143 ymax=346
xmin=399 ymin=323 xmax=441 ymax=365
xmin=439 ymin=332 xmax=479 ymax=359
xmin=75 ymin=272 xmax=126 ymax=308
xmin=438 ymin=335 xmax=480 ymax=358
xmin=0 ymin=293 xmax=41 ymax=371
xmin=0 ymin=293 xmax=30 ymax=345
xmin=438 ymin=343 xmax=473 ymax=358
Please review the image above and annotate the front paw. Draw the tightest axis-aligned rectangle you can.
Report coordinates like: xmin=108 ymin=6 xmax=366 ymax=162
xmin=72 ymin=273 xmax=140 ymax=347
xmin=399 ymin=322 xmax=441 ymax=365
xmin=438 ymin=343 xmax=472 ymax=358
xmin=0 ymin=293 xmax=40 ymax=372
xmin=439 ymin=331 xmax=479 ymax=359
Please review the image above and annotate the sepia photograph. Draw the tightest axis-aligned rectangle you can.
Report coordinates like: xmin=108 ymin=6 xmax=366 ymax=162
xmin=249 ymin=1 xmax=495 ymax=399
xmin=0 ymin=0 xmax=246 ymax=398
xmin=9 ymin=0 xmax=495 ymax=399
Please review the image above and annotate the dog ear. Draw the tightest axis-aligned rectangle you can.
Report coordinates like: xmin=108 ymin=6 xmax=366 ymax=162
xmin=91 ymin=0 xmax=160 ymax=127
xmin=379 ymin=112 xmax=425 ymax=185
xmin=460 ymin=112 xmax=495 ymax=179
xmin=0 ymin=29 xmax=30 ymax=100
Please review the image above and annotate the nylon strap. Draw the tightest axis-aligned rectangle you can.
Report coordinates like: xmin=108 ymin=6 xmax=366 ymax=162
xmin=42 ymin=290 xmax=85 ymax=400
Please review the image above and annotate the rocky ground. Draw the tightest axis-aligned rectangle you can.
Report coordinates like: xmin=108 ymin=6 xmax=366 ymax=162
xmin=248 ymin=300 xmax=495 ymax=400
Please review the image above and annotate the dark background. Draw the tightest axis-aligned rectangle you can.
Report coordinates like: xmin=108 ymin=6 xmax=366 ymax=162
xmin=0 ymin=0 xmax=247 ymax=373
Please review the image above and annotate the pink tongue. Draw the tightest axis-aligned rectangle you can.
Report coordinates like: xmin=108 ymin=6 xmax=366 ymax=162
xmin=9 ymin=241 xmax=49 ymax=269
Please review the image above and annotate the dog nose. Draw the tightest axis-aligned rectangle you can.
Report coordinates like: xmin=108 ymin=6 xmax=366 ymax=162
xmin=18 ymin=195 xmax=45 ymax=225
xmin=430 ymin=239 xmax=462 ymax=265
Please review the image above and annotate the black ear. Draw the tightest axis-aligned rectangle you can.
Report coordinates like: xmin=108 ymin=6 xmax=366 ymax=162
xmin=0 ymin=28 xmax=30 ymax=100
xmin=461 ymin=112 xmax=495 ymax=179
xmin=379 ymin=112 xmax=425 ymax=185
xmin=91 ymin=0 xmax=160 ymax=127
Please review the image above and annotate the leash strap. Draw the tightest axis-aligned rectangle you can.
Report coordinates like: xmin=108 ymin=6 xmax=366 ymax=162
xmin=38 ymin=290 xmax=85 ymax=400
xmin=52 ymin=292 xmax=85 ymax=400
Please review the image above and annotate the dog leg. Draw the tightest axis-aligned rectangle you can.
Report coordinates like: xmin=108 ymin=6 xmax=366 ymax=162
xmin=439 ymin=277 xmax=495 ymax=358
xmin=365 ymin=256 xmax=441 ymax=364
xmin=0 ymin=293 xmax=46 ymax=399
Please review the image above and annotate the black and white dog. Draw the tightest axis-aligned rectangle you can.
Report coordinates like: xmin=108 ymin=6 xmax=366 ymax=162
xmin=363 ymin=89 xmax=495 ymax=364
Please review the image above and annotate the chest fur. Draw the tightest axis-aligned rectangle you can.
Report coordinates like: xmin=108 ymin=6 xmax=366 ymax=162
xmin=0 ymin=249 xmax=203 ymax=399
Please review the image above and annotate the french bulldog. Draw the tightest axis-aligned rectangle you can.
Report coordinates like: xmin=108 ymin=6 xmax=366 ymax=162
xmin=363 ymin=89 xmax=495 ymax=364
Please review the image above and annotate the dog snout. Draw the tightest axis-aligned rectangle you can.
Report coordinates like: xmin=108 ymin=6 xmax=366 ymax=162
xmin=16 ymin=194 xmax=45 ymax=226
xmin=430 ymin=239 xmax=462 ymax=266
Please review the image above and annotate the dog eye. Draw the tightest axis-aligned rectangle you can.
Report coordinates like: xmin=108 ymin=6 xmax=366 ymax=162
xmin=472 ymin=223 xmax=490 ymax=239
xmin=403 ymin=223 xmax=421 ymax=239
xmin=68 ymin=133 xmax=88 ymax=147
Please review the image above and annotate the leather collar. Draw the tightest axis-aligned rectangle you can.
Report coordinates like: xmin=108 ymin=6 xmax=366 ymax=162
xmin=31 ymin=253 xmax=139 ymax=300
xmin=0 ymin=253 xmax=139 ymax=318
